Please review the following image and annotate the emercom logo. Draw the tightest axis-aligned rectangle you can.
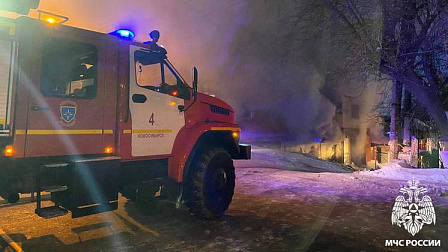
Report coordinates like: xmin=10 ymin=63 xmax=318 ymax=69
xmin=391 ymin=180 xmax=436 ymax=236
xmin=385 ymin=240 xmax=440 ymax=247
xmin=385 ymin=180 xmax=441 ymax=248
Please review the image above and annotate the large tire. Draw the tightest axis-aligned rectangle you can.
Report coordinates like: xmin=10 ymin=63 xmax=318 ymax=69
xmin=189 ymin=147 xmax=235 ymax=219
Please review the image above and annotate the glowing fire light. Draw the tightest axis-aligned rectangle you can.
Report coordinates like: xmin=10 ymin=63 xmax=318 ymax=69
xmin=4 ymin=145 xmax=14 ymax=156
xmin=171 ymin=90 xmax=178 ymax=96
xmin=46 ymin=18 xmax=55 ymax=24
xmin=232 ymin=132 xmax=240 ymax=138
xmin=104 ymin=146 xmax=114 ymax=154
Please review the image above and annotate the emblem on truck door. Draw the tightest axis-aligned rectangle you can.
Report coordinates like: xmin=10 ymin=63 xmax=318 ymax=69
xmin=60 ymin=101 xmax=78 ymax=125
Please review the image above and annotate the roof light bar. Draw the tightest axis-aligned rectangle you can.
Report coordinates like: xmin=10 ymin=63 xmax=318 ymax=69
xmin=37 ymin=10 xmax=69 ymax=25
xmin=109 ymin=29 xmax=135 ymax=40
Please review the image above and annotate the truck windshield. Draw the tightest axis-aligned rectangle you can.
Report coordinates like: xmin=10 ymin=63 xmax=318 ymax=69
xmin=0 ymin=38 xmax=14 ymax=135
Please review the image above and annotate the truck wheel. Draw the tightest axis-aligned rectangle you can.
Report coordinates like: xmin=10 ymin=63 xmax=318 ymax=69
xmin=190 ymin=147 xmax=235 ymax=219
xmin=7 ymin=193 xmax=19 ymax=204
xmin=120 ymin=185 xmax=137 ymax=202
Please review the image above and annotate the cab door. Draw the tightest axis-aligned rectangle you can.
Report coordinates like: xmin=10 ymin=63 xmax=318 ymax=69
xmin=22 ymin=33 xmax=108 ymax=157
xmin=128 ymin=46 xmax=187 ymax=157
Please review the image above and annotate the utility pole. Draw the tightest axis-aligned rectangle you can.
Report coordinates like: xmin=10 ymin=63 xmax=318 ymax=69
xmin=389 ymin=80 xmax=402 ymax=161
xmin=402 ymin=90 xmax=412 ymax=147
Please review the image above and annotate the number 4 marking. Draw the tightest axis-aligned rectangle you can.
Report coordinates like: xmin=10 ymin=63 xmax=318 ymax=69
xmin=149 ymin=113 xmax=155 ymax=125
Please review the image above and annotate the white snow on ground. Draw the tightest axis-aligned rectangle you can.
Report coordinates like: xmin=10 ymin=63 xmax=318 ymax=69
xmin=441 ymin=151 xmax=448 ymax=168
xmin=234 ymin=146 xmax=448 ymax=205
xmin=359 ymin=159 xmax=448 ymax=184
xmin=241 ymin=146 xmax=353 ymax=173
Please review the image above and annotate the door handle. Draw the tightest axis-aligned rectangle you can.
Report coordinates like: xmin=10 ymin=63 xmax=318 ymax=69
xmin=30 ymin=106 xmax=50 ymax=111
xmin=132 ymin=94 xmax=147 ymax=103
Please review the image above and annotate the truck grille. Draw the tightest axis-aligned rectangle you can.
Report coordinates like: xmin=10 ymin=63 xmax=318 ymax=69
xmin=210 ymin=105 xmax=230 ymax=116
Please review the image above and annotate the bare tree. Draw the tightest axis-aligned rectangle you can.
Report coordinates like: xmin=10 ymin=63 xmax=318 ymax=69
xmin=295 ymin=0 xmax=382 ymax=82
xmin=310 ymin=0 xmax=448 ymax=141
xmin=380 ymin=0 xmax=448 ymax=138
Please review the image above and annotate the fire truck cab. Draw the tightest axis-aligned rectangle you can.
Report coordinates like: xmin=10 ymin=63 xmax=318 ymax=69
xmin=0 ymin=15 xmax=250 ymax=219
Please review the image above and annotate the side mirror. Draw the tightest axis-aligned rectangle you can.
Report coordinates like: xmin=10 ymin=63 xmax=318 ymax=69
xmin=192 ymin=67 xmax=198 ymax=100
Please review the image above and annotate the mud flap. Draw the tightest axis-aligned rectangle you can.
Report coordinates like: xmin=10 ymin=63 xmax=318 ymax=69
xmin=233 ymin=144 xmax=251 ymax=160
xmin=51 ymin=156 xmax=121 ymax=218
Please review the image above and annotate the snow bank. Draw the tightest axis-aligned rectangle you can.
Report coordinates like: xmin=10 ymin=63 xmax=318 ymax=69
xmin=248 ymin=147 xmax=353 ymax=173
xmin=235 ymin=147 xmax=448 ymax=205
xmin=441 ymin=151 xmax=448 ymax=168
xmin=359 ymin=160 xmax=448 ymax=185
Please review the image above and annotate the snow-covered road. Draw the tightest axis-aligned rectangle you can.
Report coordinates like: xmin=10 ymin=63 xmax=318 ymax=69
xmin=1 ymin=147 xmax=447 ymax=251
xmin=229 ymin=147 xmax=448 ymax=251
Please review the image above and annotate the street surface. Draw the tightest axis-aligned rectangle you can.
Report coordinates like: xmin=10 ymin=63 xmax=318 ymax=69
xmin=0 ymin=147 xmax=447 ymax=251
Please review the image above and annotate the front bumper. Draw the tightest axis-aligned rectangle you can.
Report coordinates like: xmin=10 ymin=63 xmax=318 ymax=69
xmin=234 ymin=144 xmax=251 ymax=160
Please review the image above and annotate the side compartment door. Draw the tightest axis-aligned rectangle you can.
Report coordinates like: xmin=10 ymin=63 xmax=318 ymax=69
xmin=0 ymin=31 xmax=14 ymax=135
xmin=128 ymin=46 xmax=188 ymax=156
xmin=23 ymin=35 xmax=107 ymax=157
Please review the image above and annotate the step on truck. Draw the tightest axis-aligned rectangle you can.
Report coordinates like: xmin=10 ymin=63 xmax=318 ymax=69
xmin=0 ymin=11 xmax=250 ymax=219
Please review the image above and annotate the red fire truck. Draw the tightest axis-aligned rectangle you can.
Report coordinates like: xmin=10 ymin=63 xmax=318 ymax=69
xmin=0 ymin=11 xmax=250 ymax=219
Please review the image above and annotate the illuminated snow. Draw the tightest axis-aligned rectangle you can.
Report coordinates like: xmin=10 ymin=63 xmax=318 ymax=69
xmin=234 ymin=147 xmax=448 ymax=204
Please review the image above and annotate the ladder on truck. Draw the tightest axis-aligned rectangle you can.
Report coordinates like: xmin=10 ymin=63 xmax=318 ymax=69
xmin=35 ymin=157 xmax=121 ymax=219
